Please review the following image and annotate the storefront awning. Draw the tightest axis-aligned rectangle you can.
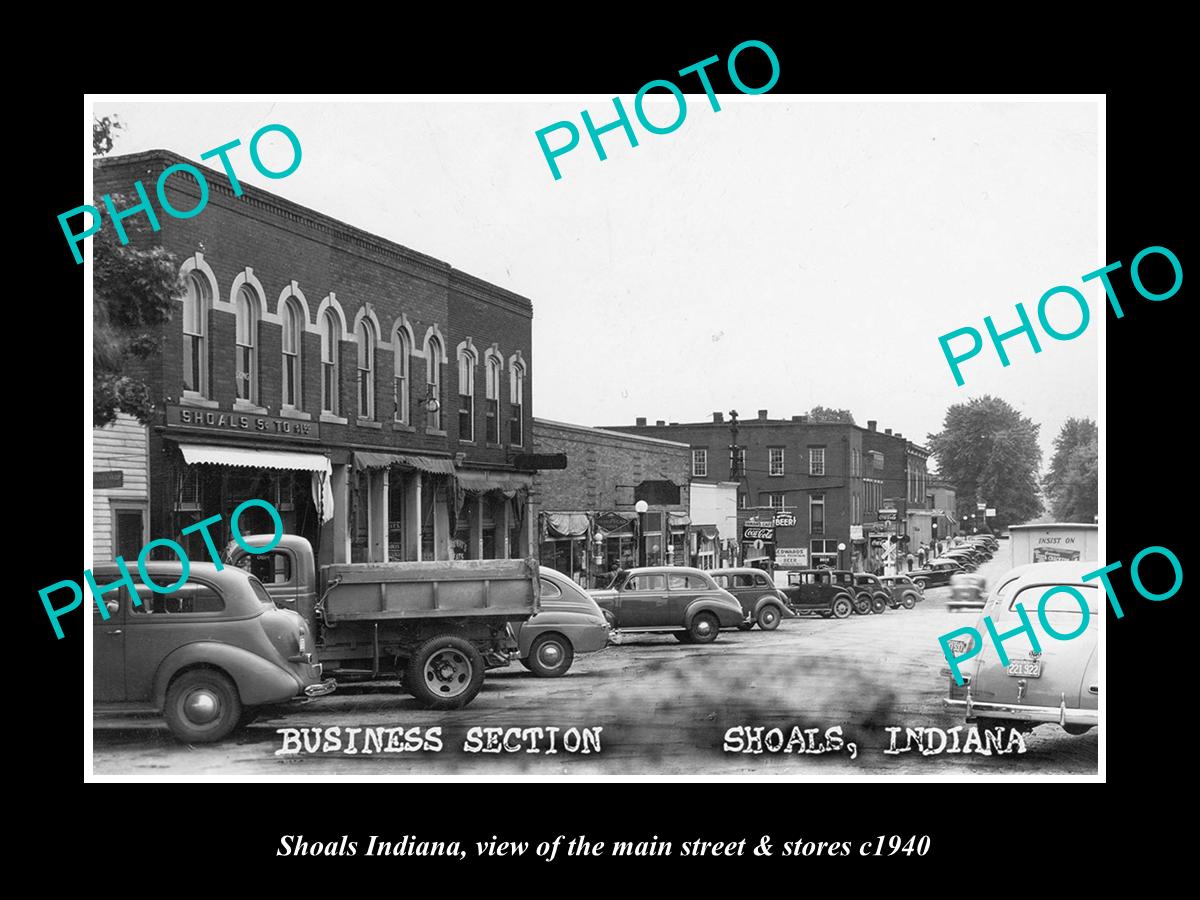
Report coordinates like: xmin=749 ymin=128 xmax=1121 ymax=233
xmin=697 ymin=526 xmax=719 ymax=541
xmin=545 ymin=512 xmax=591 ymax=539
xmin=668 ymin=511 xmax=691 ymax=532
xmin=456 ymin=470 xmax=534 ymax=493
xmin=352 ymin=451 xmax=456 ymax=474
xmin=179 ymin=443 xmax=332 ymax=475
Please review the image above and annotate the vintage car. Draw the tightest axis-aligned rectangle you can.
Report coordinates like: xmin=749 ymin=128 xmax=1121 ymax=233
xmin=515 ymin=567 xmax=611 ymax=677
xmin=880 ymin=574 xmax=923 ymax=609
xmin=943 ymin=549 xmax=981 ymax=571
xmin=707 ymin=568 xmax=792 ymax=630
xmin=852 ymin=572 xmax=892 ymax=613
xmin=92 ymin=562 xmax=335 ymax=743
xmin=588 ymin=567 xmax=746 ymax=643
xmin=779 ymin=569 xmax=856 ymax=619
xmin=947 ymin=572 xmax=988 ymax=610
xmin=909 ymin=559 xmax=965 ymax=590
xmin=943 ymin=560 xmax=1098 ymax=735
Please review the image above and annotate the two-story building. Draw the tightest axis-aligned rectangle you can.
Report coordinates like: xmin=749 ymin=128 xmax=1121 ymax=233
xmin=94 ymin=151 xmax=538 ymax=568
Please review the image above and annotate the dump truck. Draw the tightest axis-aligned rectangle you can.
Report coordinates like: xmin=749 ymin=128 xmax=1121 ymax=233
xmin=228 ymin=534 xmax=539 ymax=709
xmin=1007 ymin=523 xmax=1099 ymax=567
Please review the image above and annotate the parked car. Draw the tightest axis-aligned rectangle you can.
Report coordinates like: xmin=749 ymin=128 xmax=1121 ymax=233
xmin=92 ymin=561 xmax=335 ymax=743
xmin=944 ymin=549 xmax=982 ymax=571
xmin=947 ymin=572 xmax=988 ymax=610
xmin=880 ymin=574 xmax=923 ymax=609
xmin=707 ymin=568 xmax=792 ymax=630
xmin=852 ymin=572 xmax=892 ymax=613
xmin=943 ymin=560 xmax=1099 ymax=735
xmin=779 ymin=569 xmax=856 ymax=619
xmin=588 ymin=567 xmax=747 ymax=643
xmin=909 ymin=559 xmax=965 ymax=590
xmin=515 ymin=568 xmax=611 ymax=677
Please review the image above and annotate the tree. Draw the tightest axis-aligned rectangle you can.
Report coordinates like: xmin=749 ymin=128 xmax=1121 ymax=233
xmin=92 ymin=116 xmax=183 ymax=428
xmin=807 ymin=406 xmax=856 ymax=424
xmin=1044 ymin=418 xmax=1098 ymax=521
xmin=927 ymin=396 xmax=1043 ymax=531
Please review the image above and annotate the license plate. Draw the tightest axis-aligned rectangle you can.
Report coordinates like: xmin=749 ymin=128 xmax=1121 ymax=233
xmin=1007 ymin=658 xmax=1042 ymax=678
xmin=947 ymin=639 xmax=969 ymax=654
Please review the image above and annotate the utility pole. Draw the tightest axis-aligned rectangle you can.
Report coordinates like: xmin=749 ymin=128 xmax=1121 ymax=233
xmin=728 ymin=409 xmax=741 ymax=481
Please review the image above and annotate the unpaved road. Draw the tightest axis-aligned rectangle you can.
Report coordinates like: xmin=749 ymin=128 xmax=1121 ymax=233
xmin=93 ymin=550 xmax=1098 ymax=777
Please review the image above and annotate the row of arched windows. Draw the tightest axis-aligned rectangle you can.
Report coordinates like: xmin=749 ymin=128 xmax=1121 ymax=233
xmin=179 ymin=260 xmax=526 ymax=444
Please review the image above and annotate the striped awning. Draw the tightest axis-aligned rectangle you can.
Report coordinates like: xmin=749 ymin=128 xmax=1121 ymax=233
xmin=353 ymin=452 xmax=456 ymax=474
xmin=179 ymin=443 xmax=331 ymax=475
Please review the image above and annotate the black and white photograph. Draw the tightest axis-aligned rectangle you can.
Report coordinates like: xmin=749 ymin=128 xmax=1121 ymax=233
xmin=79 ymin=92 xmax=1106 ymax=781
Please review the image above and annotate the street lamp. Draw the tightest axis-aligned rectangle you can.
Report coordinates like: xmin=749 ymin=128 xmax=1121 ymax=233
xmin=837 ymin=541 xmax=847 ymax=570
xmin=635 ymin=500 xmax=649 ymax=567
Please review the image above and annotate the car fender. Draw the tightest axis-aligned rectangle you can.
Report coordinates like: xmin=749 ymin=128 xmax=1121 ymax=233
xmin=684 ymin=598 xmax=744 ymax=628
xmin=153 ymin=641 xmax=304 ymax=710
xmin=517 ymin=613 xmax=609 ymax=656
xmin=754 ymin=595 xmax=791 ymax=618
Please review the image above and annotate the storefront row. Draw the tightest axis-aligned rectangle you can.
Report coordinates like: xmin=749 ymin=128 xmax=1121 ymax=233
xmin=538 ymin=509 xmax=699 ymax=589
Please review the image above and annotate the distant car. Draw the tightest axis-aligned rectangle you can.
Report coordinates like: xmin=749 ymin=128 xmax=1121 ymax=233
xmin=909 ymin=560 xmax=964 ymax=590
xmin=947 ymin=572 xmax=988 ymax=611
xmin=92 ymin=561 xmax=335 ymax=743
xmin=515 ymin=568 xmax=611 ymax=677
xmin=588 ymin=567 xmax=747 ymax=643
xmin=852 ymin=572 xmax=892 ymax=613
xmin=707 ymin=568 xmax=792 ymax=630
xmin=880 ymin=574 xmax=922 ymax=609
xmin=944 ymin=560 xmax=1099 ymax=735
xmin=779 ymin=569 xmax=857 ymax=619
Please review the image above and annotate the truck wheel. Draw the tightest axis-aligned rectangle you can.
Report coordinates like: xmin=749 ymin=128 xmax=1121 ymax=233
xmin=831 ymin=596 xmax=854 ymax=619
xmin=901 ymin=593 xmax=917 ymax=609
xmin=405 ymin=636 xmax=485 ymax=709
xmin=688 ymin=612 xmax=720 ymax=644
xmin=756 ymin=604 xmax=782 ymax=631
xmin=871 ymin=595 xmax=888 ymax=614
xmin=853 ymin=595 xmax=872 ymax=615
xmin=526 ymin=633 xmax=574 ymax=677
xmin=164 ymin=669 xmax=242 ymax=744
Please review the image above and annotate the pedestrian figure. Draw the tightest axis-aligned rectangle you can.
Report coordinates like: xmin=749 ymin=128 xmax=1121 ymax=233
xmin=906 ymin=551 xmax=915 ymax=572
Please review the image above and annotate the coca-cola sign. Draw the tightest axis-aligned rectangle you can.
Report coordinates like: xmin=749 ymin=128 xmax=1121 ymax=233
xmin=742 ymin=525 xmax=775 ymax=542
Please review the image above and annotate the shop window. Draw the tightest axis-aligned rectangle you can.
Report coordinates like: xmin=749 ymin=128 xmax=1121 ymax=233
xmin=177 ymin=470 xmax=201 ymax=511
xmin=356 ymin=318 xmax=376 ymax=420
xmin=321 ymin=310 xmax=340 ymax=415
xmin=182 ymin=272 xmax=210 ymax=397
xmin=281 ymin=298 xmax=303 ymax=408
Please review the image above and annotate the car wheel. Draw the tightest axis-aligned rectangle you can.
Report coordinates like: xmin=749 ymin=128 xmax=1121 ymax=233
xmin=404 ymin=635 xmax=486 ymax=710
xmin=831 ymin=597 xmax=854 ymax=619
xmin=688 ymin=611 xmax=720 ymax=644
xmin=164 ymin=668 xmax=242 ymax=744
xmin=901 ymin=593 xmax=916 ymax=610
xmin=871 ymin=595 xmax=888 ymax=614
xmin=756 ymin=604 xmax=782 ymax=631
xmin=853 ymin=595 xmax=872 ymax=615
xmin=913 ymin=578 xmax=927 ymax=591
xmin=526 ymin=633 xmax=574 ymax=677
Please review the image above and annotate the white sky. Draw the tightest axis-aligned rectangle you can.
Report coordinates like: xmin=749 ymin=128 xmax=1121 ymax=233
xmin=94 ymin=98 xmax=1099 ymax=466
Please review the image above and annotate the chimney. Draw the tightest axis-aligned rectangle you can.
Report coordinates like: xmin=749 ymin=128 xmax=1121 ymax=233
xmin=712 ymin=412 xmax=724 ymax=423
xmin=896 ymin=433 xmax=903 ymax=439
xmin=636 ymin=417 xmax=647 ymax=427
xmin=757 ymin=409 xmax=769 ymax=420
xmin=885 ymin=428 xmax=892 ymax=435
xmin=868 ymin=420 xmax=877 ymax=431
xmin=656 ymin=420 xmax=666 ymax=427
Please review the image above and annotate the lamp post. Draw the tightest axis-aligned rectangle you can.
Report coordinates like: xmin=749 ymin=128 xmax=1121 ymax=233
xmin=837 ymin=541 xmax=847 ymax=570
xmin=635 ymin=500 xmax=649 ymax=567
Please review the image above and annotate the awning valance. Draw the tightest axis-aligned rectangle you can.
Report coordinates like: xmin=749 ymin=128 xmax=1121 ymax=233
xmin=353 ymin=452 xmax=456 ymax=474
xmin=456 ymin=470 xmax=534 ymax=493
xmin=668 ymin=511 xmax=692 ymax=531
xmin=545 ymin=512 xmax=591 ymax=539
xmin=698 ymin=526 xmax=719 ymax=541
xmin=179 ymin=443 xmax=332 ymax=475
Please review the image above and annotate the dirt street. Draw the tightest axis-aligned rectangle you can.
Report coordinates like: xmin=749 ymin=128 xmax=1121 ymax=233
xmin=93 ymin=549 xmax=1098 ymax=777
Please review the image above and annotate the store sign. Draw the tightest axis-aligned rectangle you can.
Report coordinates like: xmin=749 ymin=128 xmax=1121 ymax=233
xmin=167 ymin=405 xmax=321 ymax=441
xmin=776 ymin=547 xmax=807 ymax=567
xmin=878 ymin=508 xmax=898 ymax=521
xmin=595 ymin=512 xmax=635 ymax=533
xmin=742 ymin=524 xmax=775 ymax=542
xmin=94 ymin=470 xmax=124 ymax=489
xmin=773 ymin=512 xmax=797 ymax=527
xmin=850 ymin=525 xmax=863 ymax=540
xmin=986 ymin=508 xmax=996 ymax=517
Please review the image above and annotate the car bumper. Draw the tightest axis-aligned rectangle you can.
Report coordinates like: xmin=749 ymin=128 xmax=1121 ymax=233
xmin=943 ymin=694 xmax=1097 ymax=728
xmin=303 ymin=678 xmax=337 ymax=698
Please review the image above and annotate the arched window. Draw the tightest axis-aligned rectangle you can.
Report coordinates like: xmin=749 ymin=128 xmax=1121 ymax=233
xmin=426 ymin=337 xmax=443 ymax=431
xmin=281 ymin=298 xmax=303 ymax=408
xmin=320 ymin=310 xmax=340 ymax=415
xmin=393 ymin=329 xmax=410 ymax=424
xmin=182 ymin=272 xmax=210 ymax=397
xmin=235 ymin=286 xmax=259 ymax=403
xmin=485 ymin=355 xmax=501 ymax=444
xmin=509 ymin=360 xmax=525 ymax=446
xmin=356 ymin=318 xmax=376 ymax=420
xmin=457 ymin=346 xmax=477 ymax=442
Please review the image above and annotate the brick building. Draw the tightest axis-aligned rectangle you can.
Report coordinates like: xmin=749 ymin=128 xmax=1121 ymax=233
xmin=531 ymin=419 xmax=691 ymax=587
xmin=94 ymin=150 xmax=538 ymax=567
xmin=608 ymin=411 xmax=930 ymax=573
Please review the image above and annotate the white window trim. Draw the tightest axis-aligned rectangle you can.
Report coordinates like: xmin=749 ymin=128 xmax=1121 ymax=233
xmin=693 ymin=448 xmax=707 ymax=477
xmin=809 ymin=446 xmax=826 ymax=476
xmin=280 ymin=296 xmax=304 ymax=410
xmin=769 ymin=447 xmax=785 ymax=477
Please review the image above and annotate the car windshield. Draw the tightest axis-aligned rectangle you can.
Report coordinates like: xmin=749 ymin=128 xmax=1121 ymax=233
xmin=247 ymin=576 xmax=277 ymax=611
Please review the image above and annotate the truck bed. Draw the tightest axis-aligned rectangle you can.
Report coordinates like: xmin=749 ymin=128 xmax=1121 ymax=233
xmin=320 ymin=558 xmax=540 ymax=624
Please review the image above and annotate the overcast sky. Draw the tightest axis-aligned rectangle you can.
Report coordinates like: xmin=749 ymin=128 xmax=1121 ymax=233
xmin=94 ymin=98 xmax=1099 ymax=467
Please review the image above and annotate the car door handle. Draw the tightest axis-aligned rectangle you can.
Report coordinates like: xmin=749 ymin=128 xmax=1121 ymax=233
xmin=106 ymin=629 xmax=123 ymax=636
xmin=1088 ymin=685 xmax=1098 ymax=695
